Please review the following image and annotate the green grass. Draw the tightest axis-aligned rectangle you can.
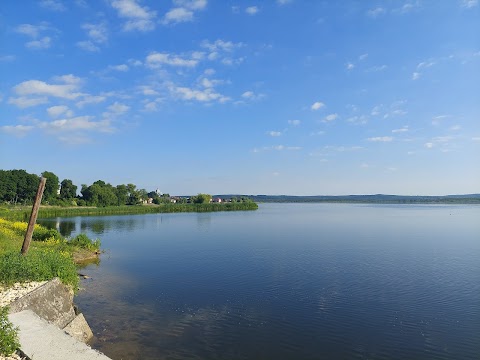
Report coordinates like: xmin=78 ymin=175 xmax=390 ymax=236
xmin=0 ymin=306 xmax=19 ymax=356
xmin=0 ymin=219 xmax=100 ymax=290
xmin=0 ymin=250 xmax=79 ymax=289
xmin=0 ymin=202 xmax=259 ymax=220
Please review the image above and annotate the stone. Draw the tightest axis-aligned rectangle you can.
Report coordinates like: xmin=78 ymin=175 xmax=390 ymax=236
xmin=64 ymin=313 xmax=94 ymax=343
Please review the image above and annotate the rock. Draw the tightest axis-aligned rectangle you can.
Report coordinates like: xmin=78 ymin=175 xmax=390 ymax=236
xmin=64 ymin=313 xmax=94 ymax=343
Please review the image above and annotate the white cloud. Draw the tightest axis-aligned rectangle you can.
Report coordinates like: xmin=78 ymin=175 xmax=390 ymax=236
xmin=393 ymin=2 xmax=420 ymax=14
xmin=15 ymin=24 xmax=48 ymax=38
xmin=146 ymin=52 xmax=198 ymax=68
xmin=77 ymin=23 xmax=108 ymax=52
xmin=76 ymin=41 xmax=99 ymax=52
xmin=367 ymin=136 xmax=393 ymax=142
xmin=15 ymin=23 xmax=54 ymax=49
xmin=311 ymin=101 xmax=325 ymax=111
xmin=392 ymin=126 xmax=409 ymax=133
xmin=47 ymin=105 xmax=73 ymax=118
xmin=359 ymin=53 xmax=368 ymax=61
xmin=424 ymin=142 xmax=434 ymax=148
xmin=367 ymin=7 xmax=386 ymax=18
xmin=39 ymin=116 xmax=113 ymax=133
xmin=107 ymin=102 xmax=130 ymax=114
xmin=322 ymin=145 xmax=363 ymax=153
xmin=472 ymin=137 xmax=480 ymax=141
xmin=277 ymin=0 xmax=293 ymax=4
xmin=1 ymin=125 xmax=34 ymax=137
xmin=347 ymin=115 xmax=368 ymax=125
xmin=246 ymin=6 xmax=259 ymax=15
xmin=169 ymin=84 xmax=230 ymax=103
xmin=371 ymin=105 xmax=382 ymax=116
xmin=366 ymin=65 xmax=387 ymax=72
xmin=461 ymin=0 xmax=478 ymax=8
xmin=82 ymin=23 xmax=108 ymax=44
xmin=201 ymin=39 xmax=243 ymax=52
xmin=26 ymin=37 xmax=52 ymax=49
xmin=417 ymin=61 xmax=435 ymax=69
xmin=323 ymin=113 xmax=338 ymax=122
xmin=254 ymin=145 xmax=302 ymax=152
xmin=137 ymin=85 xmax=160 ymax=96
xmin=109 ymin=64 xmax=129 ymax=72
xmin=288 ymin=119 xmax=301 ymax=126
xmin=162 ymin=0 xmax=207 ymax=24
xmin=8 ymin=97 xmax=49 ymax=108
xmin=39 ymin=0 xmax=66 ymax=11
xmin=267 ymin=131 xmax=282 ymax=137
xmin=163 ymin=8 xmax=194 ymax=24
xmin=346 ymin=62 xmax=355 ymax=70
xmin=241 ymin=90 xmax=264 ymax=101
xmin=111 ymin=0 xmax=157 ymax=32
xmin=173 ymin=0 xmax=207 ymax=10
xmin=13 ymin=77 xmax=83 ymax=100
xmin=76 ymin=95 xmax=106 ymax=108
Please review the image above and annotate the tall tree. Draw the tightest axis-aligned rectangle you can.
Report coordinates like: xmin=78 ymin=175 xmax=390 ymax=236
xmin=41 ymin=171 xmax=59 ymax=202
xmin=60 ymin=179 xmax=77 ymax=199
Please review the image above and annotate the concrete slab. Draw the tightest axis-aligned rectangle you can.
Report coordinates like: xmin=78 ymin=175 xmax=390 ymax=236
xmin=9 ymin=278 xmax=75 ymax=328
xmin=9 ymin=310 xmax=112 ymax=360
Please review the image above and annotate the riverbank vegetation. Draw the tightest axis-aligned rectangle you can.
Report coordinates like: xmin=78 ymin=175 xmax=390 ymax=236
xmin=0 ymin=306 xmax=19 ymax=356
xmin=0 ymin=218 xmax=100 ymax=289
xmin=1 ymin=202 xmax=258 ymax=221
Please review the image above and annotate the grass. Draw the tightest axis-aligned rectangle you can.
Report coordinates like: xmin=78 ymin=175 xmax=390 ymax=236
xmin=0 ymin=202 xmax=259 ymax=221
xmin=0 ymin=218 xmax=100 ymax=290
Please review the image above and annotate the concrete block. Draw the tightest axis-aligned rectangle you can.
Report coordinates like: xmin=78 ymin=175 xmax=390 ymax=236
xmin=64 ymin=313 xmax=94 ymax=343
xmin=9 ymin=310 xmax=111 ymax=360
xmin=9 ymin=278 xmax=76 ymax=328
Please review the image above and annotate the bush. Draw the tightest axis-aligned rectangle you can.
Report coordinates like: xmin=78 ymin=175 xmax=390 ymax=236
xmin=0 ymin=306 xmax=20 ymax=356
xmin=67 ymin=234 xmax=101 ymax=251
xmin=0 ymin=250 xmax=79 ymax=290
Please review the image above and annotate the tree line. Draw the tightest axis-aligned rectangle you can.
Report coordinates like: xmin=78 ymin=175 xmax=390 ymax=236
xmin=0 ymin=169 xmax=176 ymax=207
xmin=0 ymin=169 xmax=253 ymax=207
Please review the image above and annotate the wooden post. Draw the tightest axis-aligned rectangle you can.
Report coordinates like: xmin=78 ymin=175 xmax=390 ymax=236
xmin=21 ymin=177 xmax=47 ymax=255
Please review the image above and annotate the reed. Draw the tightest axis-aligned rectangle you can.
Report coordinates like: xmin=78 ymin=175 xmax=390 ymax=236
xmin=1 ymin=202 xmax=258 ymax=220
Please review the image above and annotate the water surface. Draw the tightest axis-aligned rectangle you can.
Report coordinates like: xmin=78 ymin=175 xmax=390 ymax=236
xmin=40 ymin=204 xmax=480 ymax=359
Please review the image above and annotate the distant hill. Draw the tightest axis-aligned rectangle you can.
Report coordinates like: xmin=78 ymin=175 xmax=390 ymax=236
xmin=214 ymin=194 xmax=480 ymax=204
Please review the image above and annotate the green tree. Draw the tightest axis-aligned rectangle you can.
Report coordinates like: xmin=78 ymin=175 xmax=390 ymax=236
xmin=115 ymin=184 xmax=129 ymax=205
xmin=194 ymin=193 xmax=212 ymax=204
xmin=80 ymin=181 xmax=118 ymax=207
xmin=41 ymin=171 xmax=59 ymax=202
xmin=60 ymin=179 xmax=77 ymax=199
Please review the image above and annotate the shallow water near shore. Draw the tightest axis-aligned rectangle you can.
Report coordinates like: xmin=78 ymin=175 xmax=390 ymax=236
xmin=39 ymin=203 xmax=480 ymax=360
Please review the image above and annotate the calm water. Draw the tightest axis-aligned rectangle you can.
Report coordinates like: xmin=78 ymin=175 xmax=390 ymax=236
xmin=40 ymin=204 xmax=480 ymax=360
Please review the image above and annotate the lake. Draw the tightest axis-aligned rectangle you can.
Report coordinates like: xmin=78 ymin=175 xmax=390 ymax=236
xmin=39 ymin=203 xmax=480 ymax=360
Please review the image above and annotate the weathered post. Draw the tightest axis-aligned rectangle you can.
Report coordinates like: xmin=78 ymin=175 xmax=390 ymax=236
xmin=21 ymin=177 xmax=47 ymax=255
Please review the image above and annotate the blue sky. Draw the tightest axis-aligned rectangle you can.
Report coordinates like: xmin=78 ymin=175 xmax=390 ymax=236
xmin=1 ymin=0 xmax=479 ymax=195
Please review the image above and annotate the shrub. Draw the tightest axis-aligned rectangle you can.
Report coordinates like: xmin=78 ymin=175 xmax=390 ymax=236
xmin=67 ymin=234 xmax=101 ymax=251
xmin=0 ymin=306 xmax=20 ymax=356
xmin=0 ymin=250 xmax=79 ymax=290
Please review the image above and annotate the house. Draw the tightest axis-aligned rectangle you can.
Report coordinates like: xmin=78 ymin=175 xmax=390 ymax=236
xmin=213 ymin=198 xmax=222 ymax=203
